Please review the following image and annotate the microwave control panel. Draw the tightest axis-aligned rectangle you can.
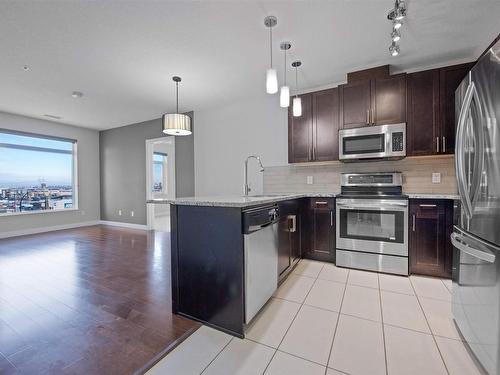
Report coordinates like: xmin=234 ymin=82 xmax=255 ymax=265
xmin=392 ymin=132 xmax=404 ymax=152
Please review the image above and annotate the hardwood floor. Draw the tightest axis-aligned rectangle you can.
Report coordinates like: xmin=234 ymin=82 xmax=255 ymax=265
xmin=0 ymin=225 xmax=200 ymax=375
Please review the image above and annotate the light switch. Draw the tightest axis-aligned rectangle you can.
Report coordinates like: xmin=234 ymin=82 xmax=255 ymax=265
xmin=307 ymin=176 xmax=314 ymax=185
xmin=432 ymin=173 xmax=441 ymax=184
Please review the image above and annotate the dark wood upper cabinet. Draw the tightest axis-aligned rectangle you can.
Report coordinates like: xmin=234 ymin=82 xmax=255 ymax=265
xmin=289 ymin=89 xmax=339 ymax=163
xmin=439 ymin=63 xmax=475 ymax=154
xmin=409 ymin=200 xmax=453 ymax=278
xmin=371 ymin=74 xmax=407 ymax=126
xmin=313 ymin=88 xmax=339 ymax=161
xmin=340 ymin=74 xmax=406 ymax=129
xmin=339 ymin=80 xmax=371 ymax=129
xmin=407 ymin=69 xmax=440 ymax=156
xmin=288 ymin=93 xmax=313 ymax=163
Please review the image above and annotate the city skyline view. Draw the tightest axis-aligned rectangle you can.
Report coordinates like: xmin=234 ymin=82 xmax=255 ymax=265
xmin=0 ymin=132 xmax=74 ymax=188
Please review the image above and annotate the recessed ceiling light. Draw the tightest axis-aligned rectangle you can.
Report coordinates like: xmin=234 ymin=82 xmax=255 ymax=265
xmin=71 ymin=91 xmax=83 ymax=98
xmin=23 ymin=65 xmax=30 ymax=71
xmin=43 ymin=114 xmax=62 ymax=120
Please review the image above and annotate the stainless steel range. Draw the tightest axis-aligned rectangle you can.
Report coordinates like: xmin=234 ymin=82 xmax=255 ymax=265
xmin=336 ymin=172 xmax=409 ymax=275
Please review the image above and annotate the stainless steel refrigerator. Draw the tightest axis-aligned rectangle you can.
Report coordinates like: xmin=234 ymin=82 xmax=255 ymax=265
xmin=452 ymin=38 xmax=500 ymax=375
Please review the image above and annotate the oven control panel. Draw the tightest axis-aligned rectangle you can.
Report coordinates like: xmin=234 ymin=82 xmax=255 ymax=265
xmin=392 ymin=132 xmax=404 ymax=152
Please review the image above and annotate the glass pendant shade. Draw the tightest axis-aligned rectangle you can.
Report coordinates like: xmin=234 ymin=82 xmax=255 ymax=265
xmin=266 ymin=68 xmax=278 ymax=94
xmin=280 ymin=86 xmax=290 ymax=107
xmin=162 ymin=113 xmax=192 ymax=135
xmin=293 ymin=96 xmax=302 ymax=117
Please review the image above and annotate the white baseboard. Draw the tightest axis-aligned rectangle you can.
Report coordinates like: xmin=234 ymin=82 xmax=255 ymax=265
xmin=0 ymin=220 xmax=101 ymax=239
xmin=99 ymin=220 xmax=149 ymax=230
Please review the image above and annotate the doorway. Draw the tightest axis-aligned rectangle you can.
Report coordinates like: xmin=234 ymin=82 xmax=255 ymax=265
xmin=146 ymin=137 xmax=176 ymax=231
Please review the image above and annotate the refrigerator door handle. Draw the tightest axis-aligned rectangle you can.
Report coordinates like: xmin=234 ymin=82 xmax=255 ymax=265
xmin=456 ymin=80 xmax=475 ymax=219
xmin=451 ymin=232 xmax=496 ymax=263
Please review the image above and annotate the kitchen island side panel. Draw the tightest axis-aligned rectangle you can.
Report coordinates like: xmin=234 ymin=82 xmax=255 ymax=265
xmin=173 ymin=205 xmax=245 ymax=337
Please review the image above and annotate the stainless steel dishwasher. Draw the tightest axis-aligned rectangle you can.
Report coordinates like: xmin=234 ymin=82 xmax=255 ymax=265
xmin=242 ymin=204 xmax=279 ymax=324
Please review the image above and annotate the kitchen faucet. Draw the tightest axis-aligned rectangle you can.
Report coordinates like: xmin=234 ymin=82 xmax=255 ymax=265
xmin=244 ymin=155 xmax=265 ymax=196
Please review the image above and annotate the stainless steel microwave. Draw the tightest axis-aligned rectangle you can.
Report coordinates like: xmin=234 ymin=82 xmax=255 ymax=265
xmin=339 ymin=123 xmax=406 ymax=161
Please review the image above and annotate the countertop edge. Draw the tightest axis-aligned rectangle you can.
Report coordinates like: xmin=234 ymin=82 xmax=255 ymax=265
xmin=148 ymin=192 xmax=460 ymax=207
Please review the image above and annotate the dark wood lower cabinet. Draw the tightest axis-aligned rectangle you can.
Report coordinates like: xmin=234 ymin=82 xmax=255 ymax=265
xmin=278 ymin=200 xmax=301 ymax=277
xmin=303 ymin=198 xmax=335 ymax=263
xmin=409 ymin=199 xmax=453 ymax=278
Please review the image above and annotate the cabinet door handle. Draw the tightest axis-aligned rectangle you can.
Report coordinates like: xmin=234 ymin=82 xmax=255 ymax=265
xmin=366 ymin=110 xmax=370 ymax=125
xmin=313 ymin=146 xmax=316 ymax=161
xmin=436 ymin=137 xmax=440 ymax=153
xmin=371 ymin=108 xmax=375 ymax=125
xmin=330 ymin=211 xmax=333 ymax=226
xmin=412 ymin=214 xmax=416 ymax=232
xmin=442 ymin=136 xmax=446 ymax=153
xmin=419 ymin=204 xmax=437 ymax=208
xmin=309 ymin=145 xmax=312 ymax=161
xmin=315 ymin=201 xmax=328 ymax=205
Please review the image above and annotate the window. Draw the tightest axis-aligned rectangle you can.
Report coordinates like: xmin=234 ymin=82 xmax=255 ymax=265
xmin=0 ymin=129 xmax=77 ymax=215
xmin=152 ymin=152 xmax=167 ymax=193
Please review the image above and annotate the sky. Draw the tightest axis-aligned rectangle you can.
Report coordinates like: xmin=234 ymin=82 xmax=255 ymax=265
xmin=0 ymin=132 xmax=73 ymax=188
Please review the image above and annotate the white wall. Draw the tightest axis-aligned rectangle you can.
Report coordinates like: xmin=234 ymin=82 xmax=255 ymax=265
xmin=0 ymin=111 xmax=100 ymax=234
xmin=194 ymin=93 xmax=288 ymax=196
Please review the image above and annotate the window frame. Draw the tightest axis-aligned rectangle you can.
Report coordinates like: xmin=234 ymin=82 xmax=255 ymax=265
xmin=0 ymin=128 xmax=79 ymax=216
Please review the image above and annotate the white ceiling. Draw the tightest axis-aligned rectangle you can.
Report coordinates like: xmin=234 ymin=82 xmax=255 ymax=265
xmin=0 ymin=0 xmax=499 ymax=130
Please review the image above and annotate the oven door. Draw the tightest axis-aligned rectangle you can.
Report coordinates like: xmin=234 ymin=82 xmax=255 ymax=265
xmin=336 ymin=198 xmax=408 ymax=256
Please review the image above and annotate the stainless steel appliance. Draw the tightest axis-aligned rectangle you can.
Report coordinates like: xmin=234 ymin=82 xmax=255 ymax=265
xmin=336 ymin=172 xmax=409 ymax=275
xmin=242 ymin=204 xmax=279 ymax=323
xmin=338 ymin=123 xmax=406 ymax=161
xmin=452 ymin=39 xmax=500 ymax=375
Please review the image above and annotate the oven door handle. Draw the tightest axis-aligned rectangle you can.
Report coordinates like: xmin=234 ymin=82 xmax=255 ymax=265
xmin=337 ymin=202 xmax=408 ymax=209
xmin=336 ymin=204 xmax=407 ymax=211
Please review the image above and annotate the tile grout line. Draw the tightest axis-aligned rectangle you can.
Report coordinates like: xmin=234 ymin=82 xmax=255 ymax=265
xmin=324 ymin=268 xmax=350 ymax=375
xmin=198 ymin=336 xmax=234 ymax=375
xmin=408 ymin=277 xmax=451 ymax=375
xmin=377 ymin=274 xmax=389 ymax=375
xmin=261 ymin=260 xmax=323 ymax=375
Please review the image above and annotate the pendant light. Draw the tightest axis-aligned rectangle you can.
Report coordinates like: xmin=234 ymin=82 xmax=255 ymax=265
xmin=279 ymin=42 xmax=291 ymax=108
xmin=264 ymin=16 xmax=278 ymax=94
xmin=292 ymin=60 xmax=302 ymax=117
xmin=162 ymin=76 xmax=192 ymax=136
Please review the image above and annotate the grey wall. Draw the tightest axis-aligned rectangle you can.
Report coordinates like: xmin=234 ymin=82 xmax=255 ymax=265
xmin=99 ymin=113 xmax=194 ymax=225
xmin=0 ymin=111 xmax=101 ymax=234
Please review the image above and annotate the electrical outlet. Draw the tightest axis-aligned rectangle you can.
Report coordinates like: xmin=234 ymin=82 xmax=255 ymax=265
xmin=130 ymin=211 xmax=134 ymax=217
xmin=307 ymin=176 xmax=314 ymax=185
xmin=118 ymin=209 xmax=122 ymax=216
xmin=432 ymin=173 xmax=441 ymax=184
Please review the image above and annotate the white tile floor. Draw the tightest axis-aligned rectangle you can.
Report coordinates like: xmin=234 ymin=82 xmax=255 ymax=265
xmin=147 ymin=260 xmax=482 ymax=375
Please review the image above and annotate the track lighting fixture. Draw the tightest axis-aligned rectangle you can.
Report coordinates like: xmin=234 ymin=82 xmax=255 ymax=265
xmin=389 ymin=42 xmax=400 ymax=57
xmin=391 ymin=29 xmax=401 ymax=42
xmin=387 ymin=0 xmax=406 ymax=21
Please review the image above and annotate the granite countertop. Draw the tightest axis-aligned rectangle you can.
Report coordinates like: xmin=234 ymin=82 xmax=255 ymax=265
xmin=148 ymin=192 xmax=459 ymax=208
xmin=406 ymin=193 xmax=460 ymax=200
xmin=147 ymin=193 xmax=337 ymax=208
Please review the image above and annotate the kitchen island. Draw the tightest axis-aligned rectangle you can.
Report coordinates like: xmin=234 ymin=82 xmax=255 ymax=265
xmin=149 ymin=194 xmax=335 ymax=337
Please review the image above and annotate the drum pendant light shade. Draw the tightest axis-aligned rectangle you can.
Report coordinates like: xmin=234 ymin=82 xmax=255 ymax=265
xmin=162 ymin=113 xmax=191 ymax=135
xmin=162 ymin=76 xmax=192 ymax=136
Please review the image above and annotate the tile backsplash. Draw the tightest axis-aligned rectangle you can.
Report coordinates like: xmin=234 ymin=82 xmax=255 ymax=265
xmin=264 ymin=155 xmax=456 ymax=195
